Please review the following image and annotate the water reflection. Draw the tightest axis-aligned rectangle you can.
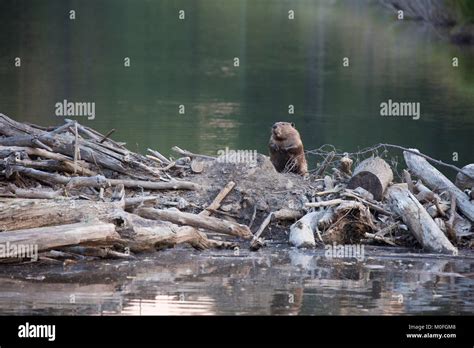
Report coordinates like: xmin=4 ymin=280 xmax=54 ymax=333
xmin=0 ymin=246 xmax=472 ymax=315
xmin=0 ymin=0 xmax=472 ymax=164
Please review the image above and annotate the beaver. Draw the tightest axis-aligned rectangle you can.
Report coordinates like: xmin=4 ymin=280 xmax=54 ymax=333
xmin=269 ymin=122 xmax=308 ymax=176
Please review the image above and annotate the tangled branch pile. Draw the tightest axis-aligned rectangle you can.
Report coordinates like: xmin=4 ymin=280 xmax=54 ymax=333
xmin=0 ymin=113 xmax=472 ymax=265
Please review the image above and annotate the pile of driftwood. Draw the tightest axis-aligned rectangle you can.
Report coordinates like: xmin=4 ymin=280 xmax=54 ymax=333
xmin=289 ymin=152 xmax=473 ymax=256
xmin=0 ymin=114 xmax=253 ymax=264
xmin=0 ymin=113 xmax=472 ymax=264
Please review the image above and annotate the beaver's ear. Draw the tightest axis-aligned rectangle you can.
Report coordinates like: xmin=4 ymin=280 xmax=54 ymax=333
xmin=291 ymin=122 xmax=295 ymax=128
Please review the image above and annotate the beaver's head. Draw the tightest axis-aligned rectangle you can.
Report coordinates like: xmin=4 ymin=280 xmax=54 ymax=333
xmin=271 ymin=122 xmax=296 ymax=140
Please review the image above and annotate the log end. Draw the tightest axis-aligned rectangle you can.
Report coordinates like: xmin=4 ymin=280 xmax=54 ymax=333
xmin=348 ymin=171 xmax=383 ymax=201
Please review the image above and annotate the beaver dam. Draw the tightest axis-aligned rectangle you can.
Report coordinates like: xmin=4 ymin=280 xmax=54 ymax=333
xmin=0 ymin=113 xmax=473 ymax=266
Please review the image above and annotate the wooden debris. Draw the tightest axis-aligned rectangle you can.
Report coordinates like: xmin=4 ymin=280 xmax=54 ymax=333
xmin=0 ymin=114 xmax=472 ymax=264
xmin=191 ymin=159 xmax=205 ymax=173
xmin=315 ymin=151 xmax=335 ymax=176
xmin=386 ymin=184 xmax=458 ymax=255
xmin=455 ymin=164 xmax=474 ymax=190
xmin=200 ymin=181 xmax=235 ymax=216
xmin=289 ymin=211 xmax=322 ymax=248
xmin=0 ymin=222 xmax=120 ymax=257
xmin=404 ymin=149 xmax=474 ymax=222
xmin=135 ymin=207 xmax=253 ymax=239
xmin=347 ymin=157 xmax=393 ymax=201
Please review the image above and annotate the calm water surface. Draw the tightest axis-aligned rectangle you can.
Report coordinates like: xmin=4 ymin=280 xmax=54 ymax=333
xmin=0 ymin=246 xmax=473 ymax=315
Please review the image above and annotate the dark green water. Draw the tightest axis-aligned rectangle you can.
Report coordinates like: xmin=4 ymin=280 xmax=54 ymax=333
xmin=0 ymin=0 xmax=473 ymax=167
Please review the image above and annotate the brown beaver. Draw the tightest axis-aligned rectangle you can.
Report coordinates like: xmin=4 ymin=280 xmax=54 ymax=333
xmin=269 ymin=122 xmax=308 ymax=176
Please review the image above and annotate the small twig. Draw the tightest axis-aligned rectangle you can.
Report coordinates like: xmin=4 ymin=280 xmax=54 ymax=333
xmin=99 ymin=128 xmax=116 ymax=143
xmin=305 ymin=199 xmax=344 ymax=208
xmin=315 ymin=151 xmax=335 ymax=176
xmin=172 ymin=146 xmax=215 ymax=160
xmin=364 ymin=232 xmax=397 ymax=246
xmin=250 ymin=212 xmax=273 ymax=250
xmin=342 ymin=190 xmax=394 ymax=217
xmin=248 ymin=205 xmax=258 ymax=229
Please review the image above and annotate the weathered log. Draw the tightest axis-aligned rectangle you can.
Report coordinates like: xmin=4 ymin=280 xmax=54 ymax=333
xmin=135 ymin=207 xmax=253 ymax=239
xmin=7 ymin=185 xmax=64 ymax=200
xmin=386 ymin=184 xmax=458 ymax=255
xmin=404 ymin=149 xmax=474 ymax=222
xmin=0 ymin=145 xmax=95 ymax=175
xmin=6 ymin=165 xmax=199 ymax=191
xmin=0 ymin=145 xmax=69 ymax=161
xmin=107 ymin=178 xmax=199 ymax=191
xmin=0 ymin=222 xmax=120 ymax=258
xmin=347 ymin=157 xmax=393 ymax=201
xmin=0 ymin=198 xmax=214 ymax=251
xmin=0 ymin=198 xmax=123 ymax=231
xmin=455 ymin=164 xmax=474 ymax=190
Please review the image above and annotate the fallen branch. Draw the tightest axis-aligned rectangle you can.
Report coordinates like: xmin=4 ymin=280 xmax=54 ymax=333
xmin=172 ymin=146 xmax=216 ymax=160
xmin=6 ymin=165 xmax=200 ymax=191
xmin=135 ymin=207 xmax=253 ymax=239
